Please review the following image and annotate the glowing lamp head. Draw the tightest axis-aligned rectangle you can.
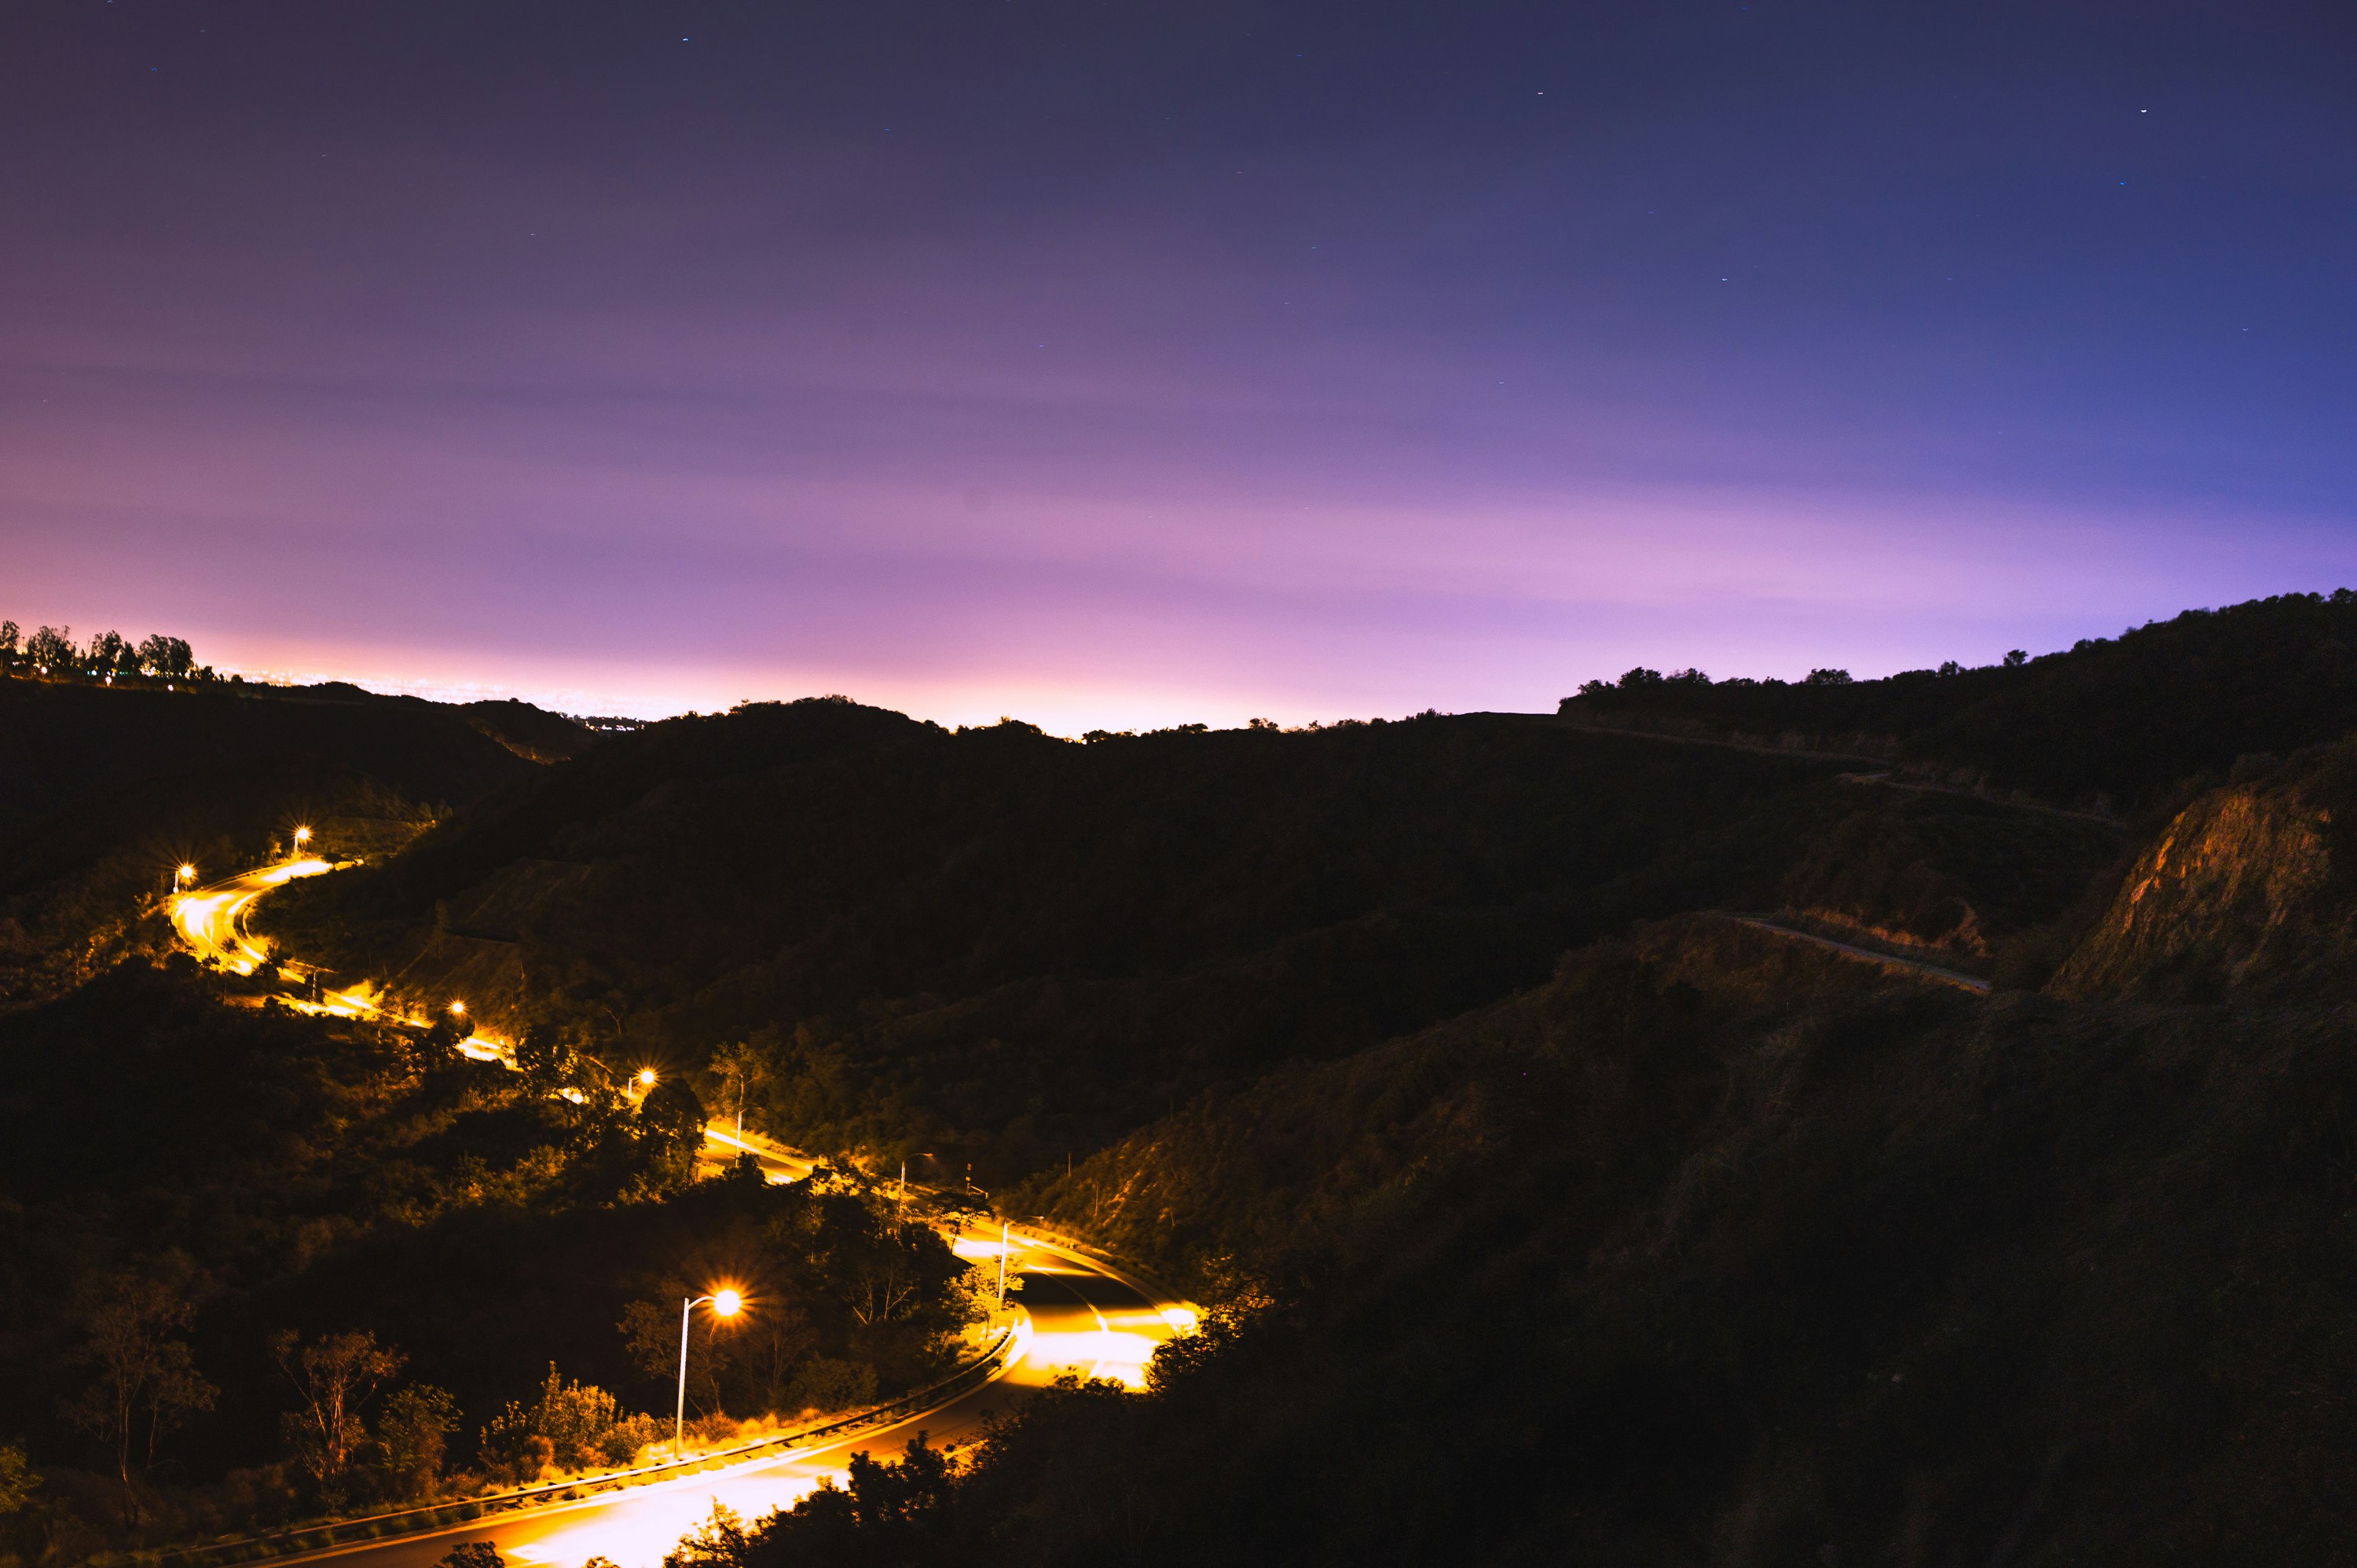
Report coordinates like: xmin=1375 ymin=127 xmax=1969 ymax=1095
xmin=713 ymin=1289 xmax=742 ymax=1317
xmin=293 ymin=826 xmax=311 ymax=843
xmin=639 ymin=1068 xmax=657 ymax=1086
xmin=449 ymin=1000 xmax=467 ymax=1016
xmin=177 ymin=864 xmax=196 ymax=882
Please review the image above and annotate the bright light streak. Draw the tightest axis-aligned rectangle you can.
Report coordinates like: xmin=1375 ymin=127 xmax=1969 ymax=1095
xmin=1019 ymin=1328 xmax=1159 ymax=1388
xmin=952 ymin=1237 xmax=1014 ymax=1258
xmin=701 ymin=1127 xmax=809 ymax=1184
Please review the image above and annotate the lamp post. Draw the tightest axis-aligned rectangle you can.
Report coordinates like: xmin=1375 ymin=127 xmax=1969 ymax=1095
xmin=292 ymin=826 xmax=312 ymax=858
xmin=674 ymin=1288 xmax=742 ymax=1450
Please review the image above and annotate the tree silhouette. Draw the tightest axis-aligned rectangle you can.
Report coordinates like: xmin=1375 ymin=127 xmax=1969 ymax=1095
xmin=708 ymin=1041 xmax=764 ymax=1138
xmin=25 ymin=625 xmax=71 ymax=671
xmin=62 ymin=1266 xmax=217 ymax=1522
xmin=270 ymin=1328 xmax=404 ymax=1498
xmin=377 ymin=1383 xmax=460 ymax=1497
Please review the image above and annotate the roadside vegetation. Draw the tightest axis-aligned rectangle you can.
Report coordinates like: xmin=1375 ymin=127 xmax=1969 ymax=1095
xmin=0 ymin=965 xmax=991 ymax=1564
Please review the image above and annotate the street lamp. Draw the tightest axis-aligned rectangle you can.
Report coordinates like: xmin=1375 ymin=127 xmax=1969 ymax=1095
xmin=638 ymin=1067 xmax=658 ymax=1093
xmin=292 ymin=826 xmax=312 ymax=855
xmin=449 ymin=999 xmax=467 ymax=1017
xmin=674 ymin=1288 xmax=742 ymax=1449
xmin=174 ymin=863 xmax=196 ymax=896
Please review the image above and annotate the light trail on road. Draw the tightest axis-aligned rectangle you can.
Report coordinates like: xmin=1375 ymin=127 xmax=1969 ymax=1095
xmin=170 ymin=857 xmax=334 ymax=975
xmin=173 ymin=859 xmax=511 ymax=1052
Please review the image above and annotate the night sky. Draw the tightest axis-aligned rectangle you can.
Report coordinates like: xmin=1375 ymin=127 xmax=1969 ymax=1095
xmin=5 ymin=2 xmax=2352 ymax=728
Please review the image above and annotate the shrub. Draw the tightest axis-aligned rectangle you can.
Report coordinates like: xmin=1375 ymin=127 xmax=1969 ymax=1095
xmin=599 ymin=1413 xmax=665 ymax=1467
xmin=480 ymin=1366 xmax=639 ymax=1477
xmin=788 ymin=1357 xmax=877 ymax=1416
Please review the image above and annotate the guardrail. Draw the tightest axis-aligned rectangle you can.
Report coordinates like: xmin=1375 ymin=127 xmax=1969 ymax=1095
xmin=140 ymin=1324 xmax=1021 ymax=1568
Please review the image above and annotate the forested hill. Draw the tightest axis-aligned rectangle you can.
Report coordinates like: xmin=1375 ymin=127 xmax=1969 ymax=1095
xmin=1560 ymin=589 xmax=2357 ymax=815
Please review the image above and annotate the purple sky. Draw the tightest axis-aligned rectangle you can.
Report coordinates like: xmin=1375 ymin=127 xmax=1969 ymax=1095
xmin=5 ymin=2 xmax=2354 ymax=730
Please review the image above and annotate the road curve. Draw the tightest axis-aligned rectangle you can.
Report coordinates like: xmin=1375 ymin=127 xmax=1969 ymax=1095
xmin=171 ymin=858 xmax=335 ymax=976
xmin=174 ymin=859 xmax=509 ymax=1053
xmin=169 ymin=861 xmax=1192 ymax=1568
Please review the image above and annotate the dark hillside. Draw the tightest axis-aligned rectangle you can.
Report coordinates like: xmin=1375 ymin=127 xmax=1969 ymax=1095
xmin=264 ymin=699 xmax=2146 ymax=1183
xmin=460 ymin=697 xmax=599 ymax=764
xmin=0 ymin=680 xmax=544 ymax=841
xmin=265 ymin=683 xmax=599 ymax=766
xmin=1025 ymin=915 xmax=1903 ymax=1280
xmin=761 ymin=917 xmax=2357 ymax=1566
xmin=1775 ymin=785 xmax=2124 ymax=965
xmin=1560 ymin=589 xmax=2357 ymax=815
xmin=266 ymin=701 xmax=1892 ymax=1179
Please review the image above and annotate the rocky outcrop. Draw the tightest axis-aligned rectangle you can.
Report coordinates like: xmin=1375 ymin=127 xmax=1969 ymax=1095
xmin=2052 ymin=769 xmax=2350 ymax=1001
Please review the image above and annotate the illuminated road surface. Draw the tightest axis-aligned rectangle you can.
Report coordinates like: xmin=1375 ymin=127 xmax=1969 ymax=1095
xmin=174 ymin=859 xmax=507 ymax=1053
xmin=170 ymin=861 xmax=1191 ymax=1568
xmin=281 ymin=1233 xmax=1181 ymax=1568
xmin=170 ymin=858 xmax=335 ymax=976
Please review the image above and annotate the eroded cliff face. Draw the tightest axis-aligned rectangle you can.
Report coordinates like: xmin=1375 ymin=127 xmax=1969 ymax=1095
xmin=2052 ymin=778 xmax=2346 ymax=1001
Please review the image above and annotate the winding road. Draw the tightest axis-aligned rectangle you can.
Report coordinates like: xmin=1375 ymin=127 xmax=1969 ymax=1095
xmin=170 ymin=856 xmax=332 ymax=976
xmin=169 ymin=860 xmax=1191 ymax=1568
